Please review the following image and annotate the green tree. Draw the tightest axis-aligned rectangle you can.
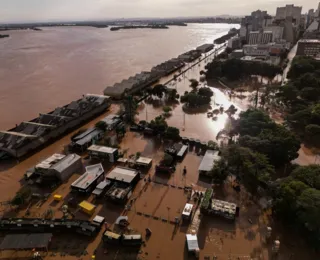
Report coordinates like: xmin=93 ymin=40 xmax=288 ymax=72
xmin=164 ymin=126 xmax=180 ymax=140
xmin=210 ymin=159 xmax=228 ymax=184
xmin=149 ymin=115 xmax=168 ymax=133
xmin=291 ymin=165 xmax=320 ymax=189
xmin=162 ymin=153 xmax=173 ymax=166
xmin=198 ymin=87 xmax=214 ymax=98
xmin=95 ymin=121 xmax=107 ymax=131
xmin=189 ymin=79 xmax=199 ymax=90
xmin=162 ymin=106 xmax=172 ymax=116
xmin=152 ymin=84 xmax=167 ymax=99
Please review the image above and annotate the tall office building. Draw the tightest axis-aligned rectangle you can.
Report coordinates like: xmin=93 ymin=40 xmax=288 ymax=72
xmin=248 ymin=31 xmax=273 ymax=44
xmin=275 ymin=4 xmax=302 ymax=25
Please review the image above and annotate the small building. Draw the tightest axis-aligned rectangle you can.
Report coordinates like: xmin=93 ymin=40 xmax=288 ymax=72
xmin=186 ymin=234 xmax=200 ymax=257
xmin=106 ymin=167 xmax=140 ymax=187
xmin=92 ymin=180 xmax=111 ymax=197
xmin=134 ymin=157 xmax=153 ymax=169
xmin=100 ymin=114 xmax=122 ymax=130
xmin=122 ymin=234 xmax=143 ymax=247
xmin=87 ymin=145 xmax=118 ymax=162
xmin=227 ymin=37 xmax=241 ymax=50
xmin=182 ymin=203 xmax=194 ymax=221
xmin=71 ymin=164 xmax=105 ymax=193
xmin=70 ymin=128 xmax=104 ymax=152
xmin=105 ymin=167 xmax=140 ymax=203
xmin=103 ymin=231 xmax=121 ymax=245
xmin=296 ymin=39 xmax=320 ymax=56
xmin=210 ymin=199 xmax=237 ymax=220
xmin=79 ymin=201 xmax=96 ymax=216
xmin=230 ymin=49 xmax=244 ymax=59
xmin=198 ymin=150 xmax=220 ymax=175
xmin=26 ymin=153 xmax=83 ymax=183
xmin=0 ymin=233 xmax=52 ymax=253
xmin=177 ymin=145 xmax=188 ymax=161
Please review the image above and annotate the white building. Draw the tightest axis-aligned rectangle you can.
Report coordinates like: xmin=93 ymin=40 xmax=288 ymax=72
xmin=275 ymin=4 xmax=302 ymax=25
xmin=264 ymin=26 xmax=284 ymax=42
xmin=249 ymin=31 xmax=273 ymax=45
xmin=227 ymin=37 xmax=241 ymax=49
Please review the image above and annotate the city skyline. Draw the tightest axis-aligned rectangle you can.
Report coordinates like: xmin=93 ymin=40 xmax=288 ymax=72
xmin=0 ymin=0 xmax=318 ymax=23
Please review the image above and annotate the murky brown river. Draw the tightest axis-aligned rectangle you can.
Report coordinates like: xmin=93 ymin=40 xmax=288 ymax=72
xmin=0 ymin=23 xmax=236 ymax=129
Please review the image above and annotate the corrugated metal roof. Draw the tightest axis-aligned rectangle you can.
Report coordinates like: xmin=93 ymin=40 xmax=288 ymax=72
xmin=198 ymin=150 xmax=220 ymax=172
xmin=106 ymin=167 xmax=138 ymax=184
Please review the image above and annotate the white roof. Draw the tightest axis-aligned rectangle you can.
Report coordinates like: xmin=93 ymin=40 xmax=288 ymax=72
xmin=198 ymin=150 xmax=220 ymax=172
xmin=186 ymin=234 xmax=199 ymax=251
xmin=93 ymin=215 xmax=105 ymax=224
xmin=88 ymin=145 xmax=117 ymax=154
xmin=136 ymin=157 xmax=152 ymax=165
xmin=182 ymin=203 xmax=193 ymax=216
xmin=117 ymin=158 xmax=128 ymax=163
xmin=36 ymin=154 xmax=65 ymax=169
xmin=106 ymin=167 xmax=138 ymax=183
xmin=211 ymin=199 xmax=237 ymax=215
xmin=71 ymin=163 xmax=104 ymax=190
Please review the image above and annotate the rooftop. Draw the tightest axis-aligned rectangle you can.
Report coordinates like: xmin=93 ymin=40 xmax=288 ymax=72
xmin=198 ymin=150 xmax=220 ymax=172
xmin=299 ymin=39 xmax=320 ymax=43
xmin=211 ymin=199 xmax=237 ymax=215
xmin=71 ymin=163 xmax=104 ymax=190
xmin=88 ymin=145 xmax=117 ymax=154
xmin=135 ymin=156 xmax=152 ymax=165
xmin=106 ymin=166 xmax=138 ymax=184
xmin=72 ymin=128 xmax=103 ymax=147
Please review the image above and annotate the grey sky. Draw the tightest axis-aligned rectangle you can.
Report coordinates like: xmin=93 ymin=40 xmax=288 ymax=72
xmin=0 ymin=0 xmax=318 ymax=23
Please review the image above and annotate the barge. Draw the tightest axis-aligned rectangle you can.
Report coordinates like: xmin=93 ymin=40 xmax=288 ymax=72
xmin=0 ymin=94 xmax=110 ymax=159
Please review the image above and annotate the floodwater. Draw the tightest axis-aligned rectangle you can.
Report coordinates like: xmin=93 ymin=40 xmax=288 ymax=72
xmin=0 ymin=23 xmax=236 ymax=129
xmin=0 ymin=24 xmax=318 ymax=260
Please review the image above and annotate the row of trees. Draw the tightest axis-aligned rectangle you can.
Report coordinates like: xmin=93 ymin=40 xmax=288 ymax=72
xmin=209 ymin=109 xmax=300 ymax=189
xmin=148 ymin=84 xmax=179 ymax=101
xmin=180 ymin=79 xmax=213 ymax=108
xmin=205 ymin=58 xmax=282 ymax=82
xmin=140 ymin=116 xmax=181 ymax=140
xmin=277 ymin=57 xmax=320 ymax=146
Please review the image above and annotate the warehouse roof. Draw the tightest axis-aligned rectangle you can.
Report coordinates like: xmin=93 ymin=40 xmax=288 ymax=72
xmin=0 ymin=233 xmax=52 ymax=250
xmin=71 ymin=163 xmax=104 ymax=190
xmin=88 ymin=145 xmax=117 ymax=154
xmin=198 ymin=150 xmax=220 ymax=172
xmin=106 ymin=167 xmax=138 ymax=184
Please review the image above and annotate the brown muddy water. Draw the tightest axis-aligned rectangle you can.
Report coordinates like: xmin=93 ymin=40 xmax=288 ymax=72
xmin=0 ymin=24 xmax=318 ymax=260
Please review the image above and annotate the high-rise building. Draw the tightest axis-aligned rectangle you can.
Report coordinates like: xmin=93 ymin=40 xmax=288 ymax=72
xmin=275 ymin=4 xmax=302 ymax=25
xmin=265 ymin=26 xmax=284 ymax=42
xmin=240 ymin=10 xmax=269 ymax=42
xmin=248 ymin=31 xmax=273 ymax=44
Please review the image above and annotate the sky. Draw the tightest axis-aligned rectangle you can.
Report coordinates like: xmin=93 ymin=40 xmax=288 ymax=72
xmin=0 ymin=0 xmax=318 ymax=23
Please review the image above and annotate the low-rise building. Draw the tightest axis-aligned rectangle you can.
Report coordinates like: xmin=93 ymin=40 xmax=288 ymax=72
xmin=69 ymin=128 xmax=104 ymax=152
xmin=87 ymin=145 xmax=118 ymax=162
xmin=196 ymin=43 xmax=214 ymax=53
xmin=71 ymin=164 xmax=105 ymax=193
xmin=105 ymin=167 xmax=140 ymax=203
xmin=198 ymin=150 xmax=220 ymax=175
xmin=243 ymin=44 xmax=270 ymax=56
xmin=230 ymin=49 xmax=244 ymax=59
xmin=296 ymin=39 xmax=320 ymax=56
xmin=25 ymin=153 xmax=83 ymax=183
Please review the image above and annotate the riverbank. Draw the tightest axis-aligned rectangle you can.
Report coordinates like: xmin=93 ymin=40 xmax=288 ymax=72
xmin=110 ymin=25 xmax=169 ymax=31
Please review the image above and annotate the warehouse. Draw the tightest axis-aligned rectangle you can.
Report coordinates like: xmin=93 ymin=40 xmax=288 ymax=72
xmin=0 ymin=233 xmax=52 ymax=253
xmin=92 ymin=180 xmax=111 ymax=197
xmin=198 ymin=150 xmax=220 ymax=175
xmin=87 ymin=145 xmax=118 ymax=162
xmin=26 ymin=153 xmax=83 ymax=183
xmin=69 ymin=128 xmax=104 ymax=152
xmin=106 ymin=167 xmax=140 ymax=187
xmin=71 ymin=164 xmax=105 ymax=193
